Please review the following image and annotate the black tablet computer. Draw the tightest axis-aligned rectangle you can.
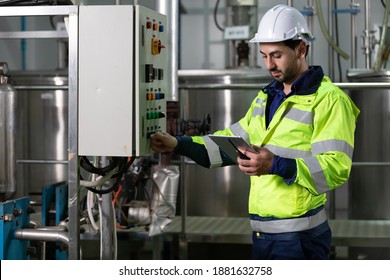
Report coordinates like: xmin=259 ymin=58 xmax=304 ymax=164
xmin=209 ymin=135 xmax=258 ymax=162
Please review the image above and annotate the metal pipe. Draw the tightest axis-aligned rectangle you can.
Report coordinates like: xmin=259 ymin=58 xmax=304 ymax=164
xmin=350 ymin=1 xmax=359 ymax=68
xmin=374 ymin=0 xmax=390 ymax=72
xmin=13 ymin=85 xmax=68 ymax=90
xmin=328 ymin=0 xmax=334 ymax=79
xmin=178 ymin=82 xmax=390 ymax=90
xmin=15 ymin=228 xmax=69 ymax=245
xmin=101 ymin=193 xmax=114 ymax=259
xmin=306 ymin=0 xmax=314 ymax=65
xmin=1 ymin=64 xmax=16 ymax=199
xmin=352 ymin=162 xmax=390 ymax=167
xmin=327 ymin=0 xmax=335 ymax=220
xmin=16 ymin=160 xmax=68 ymax=164
xmin=365 ymin=0 xmax=371 ymax=68
xmin=67 ymin=7 xmax=80 ymax=260
xmin=155 ymin=0 xmax=179 ymax=101
xmin=181 ymin=159 xmax=390 ymax=167
xmin=21 ymin=80 xmax=390 ymax=90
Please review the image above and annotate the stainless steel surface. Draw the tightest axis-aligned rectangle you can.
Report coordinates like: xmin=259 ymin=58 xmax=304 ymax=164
xmin=11 ymin=71 xmax=68 ymax=198
xmin=0 ymin=6 xmax=80 ymax=259
xmin=0 ymin=31 xmax=68 ymax=39
xmin=352 ymin=162 xmax=390 ymax=167
xmin=179 ymin=69 xmax=272 ymax=217
xmin=156 ymin=0 xmax=179 ymax=102
xmin=0 ymin=83 xmax=18 ymax=198
xmin=0 ymin=5 xmax=78 ymax=16
xmin=67 ymin=9 xmax=80 ymax=260
xmin=364 ymin=0 xmax=371 ymax=68
xmin=0 ymin=62 xmax=9 ymax=75
xmin=350 ymin=1 xmax=359 ymax=68
xmin=177 ymin=68 xmax=390 ymax=90
xmin=327 ymin=0 xmax=334 ymax=79
xmin=179 ymin=82 xmax=390 ymax=90
xmin=15 ymin=228 xmax=69 ymax=245
xmin=330 ymin=219 xmax=390 ymax=247
xmin=164 ymin=216 xmax=390 ymax=247
xmin=348 ymin=69 xmax=390 ymax=259
xmin=307 ymin=0 xmax=314 ymax=65
xmin=166 ymin=216 xmax=252 ymax=244
xmin=13 ymin=85 xmax=68 ymax=90
xmin=17 ymin=160 xmax=68 ymax=164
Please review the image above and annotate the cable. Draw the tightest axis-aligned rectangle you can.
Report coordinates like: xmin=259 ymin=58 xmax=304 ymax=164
xmin=86 ymin=191 xmax=100 ymax=232
xmin=81 ymin=156 xmax=121 ymax=176
xmin=315 ymin=0 xmax=349 ymax=60
xmin=112 ymin=200 xmax=118 ymax=260
xmin=214 ymin=0 xmax=224 ymax=32
xmin=82 ymin=157 xmax=135 ymax=195
xmin=80 ymin=168 xmax=118 ymax=188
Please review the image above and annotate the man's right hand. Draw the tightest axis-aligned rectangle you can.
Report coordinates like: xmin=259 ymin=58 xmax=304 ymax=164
xmin=150 ymin=131 xmax=178 ymax=153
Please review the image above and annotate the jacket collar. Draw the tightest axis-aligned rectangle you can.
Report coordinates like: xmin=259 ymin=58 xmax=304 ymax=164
xmin=263 ymin=65 xmax=324 ymax=96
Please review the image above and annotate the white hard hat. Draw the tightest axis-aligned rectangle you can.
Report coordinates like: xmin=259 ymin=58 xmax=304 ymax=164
xmin=249 ymin=4 xmax=313 ymax=43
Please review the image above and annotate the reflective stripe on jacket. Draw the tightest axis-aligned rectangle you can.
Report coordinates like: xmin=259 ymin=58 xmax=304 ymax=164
xmin=190 ymin=75 xmax=360 ymax=221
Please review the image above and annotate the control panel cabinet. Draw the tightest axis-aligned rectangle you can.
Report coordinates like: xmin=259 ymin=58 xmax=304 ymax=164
xmin=78 ymin=5 xmax=167 ymax=156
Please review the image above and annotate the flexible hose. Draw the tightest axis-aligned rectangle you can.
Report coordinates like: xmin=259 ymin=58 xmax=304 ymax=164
xmin=86 ymin=191 xmax=100 ymax=231
xmin=374 ymin=0 xmax=390 ymax=72
xmin=214 ymin=0 xmax=224 ymax=32
xmin=80 ymin=168 xmax=117 ymax=188
xmin=315 ymin=0 xmax=349 ymax=60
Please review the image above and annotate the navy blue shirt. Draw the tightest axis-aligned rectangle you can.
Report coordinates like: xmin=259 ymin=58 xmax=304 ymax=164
xmin=266 ymin=66 xmax=324 ymax=183
xmin=267 ymin=78 xmax=297 ymax=182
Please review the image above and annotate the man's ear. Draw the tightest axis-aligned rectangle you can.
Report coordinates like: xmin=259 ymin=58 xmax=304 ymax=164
xmin=297 ymin=41 xmax=307 ymax=58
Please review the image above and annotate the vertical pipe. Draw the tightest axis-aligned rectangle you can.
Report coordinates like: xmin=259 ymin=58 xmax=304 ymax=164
xmin=179 ymin=94 xmax=188 ymax=259
xmin=57 ymin=41 xmax=66 ymax=69
xmin=328 ymin=0 xmax=334 ymax=80
xmin=155 ymin=0 xmax=179 ymax=102
xmin=350 ymin=1 xmax=358 ymax=68
xmin=326 ymin=0 xmax=336 ymax=220
xmin=307 ymin=0 xmax=314 ymax=65
xmin=365 ymin=0 xmax=371 ymax=68
xmin=67 ymin=7 xmax=80 ymax=260
xmin=100 ymin=157 xmax=114 ymax=260
xmin=374 ymin=0 xmax=390 ymax=72
xmin=21 ymin=17 xmax=26 ymax=70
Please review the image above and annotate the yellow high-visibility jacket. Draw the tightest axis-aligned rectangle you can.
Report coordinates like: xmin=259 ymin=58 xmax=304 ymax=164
xmin=186 ymin=70 xmax=360 ymax=222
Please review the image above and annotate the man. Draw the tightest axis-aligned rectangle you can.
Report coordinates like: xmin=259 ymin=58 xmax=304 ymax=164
xmin=150 ymin=4 xmax=360 ymax=259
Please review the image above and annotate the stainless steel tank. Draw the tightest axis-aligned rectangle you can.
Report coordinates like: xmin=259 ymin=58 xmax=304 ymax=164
xmin=347 ymin=69 xmax=390 ymax=259
xmin=10 ymin=71 xmax=68 ymax=202
xmin=178 ymin=69 xmax=272 ymax=217
xmin=0 ymin=63 xmax=18 ymax=199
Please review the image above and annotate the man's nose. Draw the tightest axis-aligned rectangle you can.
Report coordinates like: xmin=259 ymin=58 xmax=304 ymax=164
xmin=264 ymin=57 xmax=275 ymax=69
